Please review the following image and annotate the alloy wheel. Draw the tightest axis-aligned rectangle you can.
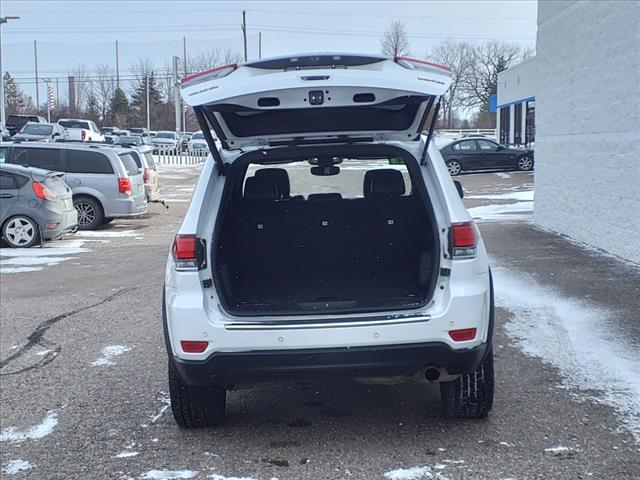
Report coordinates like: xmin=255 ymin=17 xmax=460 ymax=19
xmin=447 ymin=161 xmax=462 ymax=176
xmin=4 ymin=217 xmax=36 ymax=247
xmin=76 ymin=202 xmax=96 ymax=227
xmin=518 ymin=156 xmax=533 ymax=171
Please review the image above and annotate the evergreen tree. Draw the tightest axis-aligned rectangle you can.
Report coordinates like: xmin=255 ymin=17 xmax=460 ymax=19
xmin=4 ymin=72 xmax=34 ymax=115
xmin=129 ymin=72 xmax=162 ymax=127
xmin=109 ymin=88 xmax=129 ymax=127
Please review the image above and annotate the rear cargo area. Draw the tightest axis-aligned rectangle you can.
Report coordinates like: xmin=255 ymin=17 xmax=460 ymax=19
xmin=214 ymin=159 xmax=439 ymax=315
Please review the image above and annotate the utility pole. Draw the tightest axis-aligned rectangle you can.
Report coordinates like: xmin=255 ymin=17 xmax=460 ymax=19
xmin=43 ymin=78 xmax=51 ymax=122
xmin=55 ymin=78 xmax=59 ymax=113
xmin=259 ymin=31 xmax=262 ymax=59
xmin=182 ymin=36 xmax=187 ymax=132
xmin=172 ymin=56 xmax=181 ymax=133
xmin=145 ymin=74 xmax=150 ymax=132
xmin=0 ymin=16 xmax=20 ymax=125
xmin=241 ymin=10 xmax=247 ymax=62
xmin=34 ymin=40 xmax=39 ymax=112
xmin=115 ymin=40 xmax=120 ymax=89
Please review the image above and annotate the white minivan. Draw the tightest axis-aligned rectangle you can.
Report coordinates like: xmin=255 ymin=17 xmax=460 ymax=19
xmin=163 ymin=54 xmax=494 ymax=427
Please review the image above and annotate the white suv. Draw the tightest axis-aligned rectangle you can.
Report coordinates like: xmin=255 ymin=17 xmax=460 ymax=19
xmin=164 ymin=54 xmax=494 ymax=427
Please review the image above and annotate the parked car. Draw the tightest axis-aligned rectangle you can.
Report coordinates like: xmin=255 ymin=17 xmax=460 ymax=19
xmin=6 ymin=115 xmax=47 ymax=137
xmin=3 ymin=142 xmax=147 ymax=229
xmin=57 ymin=119 xmax=105 ymax=142
xmin=0 ymin=163 xmax=77 ymax=247
xmin=130 ymin=127 xmax=149 ymax=137
xmin=440 ymin=137 xmax=534 ymax=176
xmin=130 ymin=145 xmax=160 ymax=202
xmin=117 ymin=135 xmax=144 ymax=146
xmin=187 ymin=131 xmax=208 ymax=151
xmin=163 ymin=54 xmax=494 ymax=427
xmin=12 ymin=122 xmax=66 ymax=142
xmin=1 ymin=124 xmax=11 ymax=142
xmin=179 ymin=132 xmax=192 ymax=151
xmin=151 ymin=131 xmax=178 ymax=151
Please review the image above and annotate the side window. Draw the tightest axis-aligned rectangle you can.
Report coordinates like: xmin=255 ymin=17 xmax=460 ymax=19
xmin=457 ymin=141 xmax=477 ymax=151
xmin=66 ymin=150 xmax=114 ymax=174
xmin=11 ymin=148 xmax=64 ymax=171
xmin=129 ymin=151 xmax=142 ymax=168
xmin=477 ymin=140 xmax=498 ymax=151
xmin=0 ymin=173 xmax=17 ymax=189
xmin=0 ymin=147 xmax=7 ymax=163
xmin=144 ymin=152 xmax=156 ymax=169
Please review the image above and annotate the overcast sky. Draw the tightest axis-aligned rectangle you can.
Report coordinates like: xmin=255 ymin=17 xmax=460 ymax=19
xmin=2 ymin=0 xmax=538 ymax=99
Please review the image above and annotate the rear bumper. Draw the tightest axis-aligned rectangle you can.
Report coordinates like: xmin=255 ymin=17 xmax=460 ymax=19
xmin=103 ymin=197 xmax=148 ymax=218
xmin=171 ymin=342 xmax=489 ymax=386
xmin=41 ymin=208 xmax=78 ymax=240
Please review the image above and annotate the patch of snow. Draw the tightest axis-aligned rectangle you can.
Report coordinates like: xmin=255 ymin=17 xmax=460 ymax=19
xmin=0 ymin=411 xmax=58 ymax=444
xmin=384 ymin=465 xmax=453 ymax=480
xmin=495 ymin=172 xmax=512 ymax=179
xmin=139 ymin=470 xmax=197 ymax=479
xmin=3 ymin=459 xmax=34 ymax=475
xmin=116 ymin=451 xmax=140 ymax=458
xmin=467 ymin=201 xmax=533 ymax=222
xmin=494 ymin=267 xmax=640 ymax=442
xmin=0 ymin=266 xmax=42 ymax=273
xmin=209 ymin=475 xmax=257 ymax=480
xmin=149 ymin=391 xmax=171 ymax=423
xmin=466 ymin=191 xmax=534 ymax=202
xmin=91 ymin=345 xmax=131 ymax=366
xmin=544 ymin=446 xmax=570 ymax=454
xmin=35 ymin=349 xmax=52 ymax=356
xmin=0 ymin=256 xmax=77 ymax=266
xmin=499 ymin=441 xmax=514 ymax=447
xmin=76 ymin=230 xmax=137 ymax=238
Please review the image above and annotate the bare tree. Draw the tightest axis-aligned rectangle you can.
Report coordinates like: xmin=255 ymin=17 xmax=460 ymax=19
xmin=460 ymin=41 xmax=524 ymax=112
xmin=186 ymin=48 xmax=243 ymax=75
xmin=69 ymin=64 xmax=91 ymax=115
xmin=93 ymin=65 xmax=115 ymax=123
xmin=380 ymin=20 xmax=410 ymax=57
xmin=428 ymin=40 xmax=472 ymax=129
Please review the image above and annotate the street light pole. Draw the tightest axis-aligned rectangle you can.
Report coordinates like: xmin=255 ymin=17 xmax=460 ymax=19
xmin=0 ymin=16 xmax=20 ymax=126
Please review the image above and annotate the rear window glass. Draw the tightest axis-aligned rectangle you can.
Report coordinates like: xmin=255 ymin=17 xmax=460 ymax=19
xmin=10 ymin=147 xmax=63 ymax=171
xmin=246 ymin=158 xmax=411 ymax=200
xmin=144 ymin=152 xmax=156 ymax=168
xmin=43 ymin=175 xmax=69 ymax=195
xmin=66 ymin=150 xmax=114 ymax=174
xmin=119 ymin=153 xmax=140 ymax=176
xmin=0 ymin=173 xmax=18 ymax=189
xmin=129 ymin=151 xmax=142 ymax=168
xmin=59 ymin=120 xmax=90 ymax=129
xmin=21 ymin=124 xmax=53 ymax=135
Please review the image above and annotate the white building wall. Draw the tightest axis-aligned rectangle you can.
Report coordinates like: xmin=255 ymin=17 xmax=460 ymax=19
xmin=497 ymin=59 xmax=536 ymax=145
xmin=534 ymin=0 xmax=640 ymax=263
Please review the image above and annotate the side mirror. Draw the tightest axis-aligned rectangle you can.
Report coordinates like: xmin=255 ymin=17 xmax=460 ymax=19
xmin=454 ymin=180 xmax=464 ymax=199
xmin=496 ymin=145 xmax=505 ymax=151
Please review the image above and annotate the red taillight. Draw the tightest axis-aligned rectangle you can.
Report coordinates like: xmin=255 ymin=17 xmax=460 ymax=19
xmin=143 ymin=168 xmax=150 ymax=184
xmin=181 ymin=63 xmax=237 ymax=87
xmin=449 ymin=328 xmax=477 ymax=342
xmin=81 ymin=130 xmax=86 ymax=140
xmin=32 ymin=182 xmax=56 ymax=201
xmin=172 ymin=234 xmax=199 ymax=269
xmin=118 ymin=177 xmax=131 ymax=196
xmin=181 ymin=340 xmax=208 ymax=353
xmin=394 ymin=56 xmax=452 ymax=73
xmin=451 ymin=222 xmax=478 ymax=258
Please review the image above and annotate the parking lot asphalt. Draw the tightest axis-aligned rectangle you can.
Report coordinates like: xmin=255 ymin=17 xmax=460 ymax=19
xmin=1 ymin=167 xmax=639 ymax=479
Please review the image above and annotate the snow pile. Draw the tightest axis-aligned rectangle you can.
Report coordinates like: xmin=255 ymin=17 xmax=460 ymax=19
xmin=467 ymin=201 xmax=533 ymax=223
xmin=494 ymin=267 xmax=640 ymax=442
xmin=384 ymin=463 xmax=454 ymax=480
xmin=3 ymin=459 xmax=34 ymax=475
xmin=209 ymin=475 xmax=257 ymax=480
xmin=0 ymin=239 xmax=89 ymax=274
xmin=139 ymin=470 xmax=197 ymax=479
xmin=91 ymin=345 xmax=131 ymax=366
xmin=0 ymin=411 xmax=58 ymax=444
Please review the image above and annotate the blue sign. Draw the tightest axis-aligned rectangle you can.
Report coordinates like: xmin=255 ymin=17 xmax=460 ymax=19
xmin=488 ymin=94 xmax=497 ymax=113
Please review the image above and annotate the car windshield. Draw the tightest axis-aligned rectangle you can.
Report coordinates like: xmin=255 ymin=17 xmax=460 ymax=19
xmin=156 ymin=132 xmax=175 ymax=139
xmin=21 ymin=124 xmax=53 ymax=135
xmin=118 ymin=136 xmax=141 ymax=145
xmin=192 ymin=133 xmax=205 ymax=140
xmin=59 ymin=120 xmax=90 ymax=129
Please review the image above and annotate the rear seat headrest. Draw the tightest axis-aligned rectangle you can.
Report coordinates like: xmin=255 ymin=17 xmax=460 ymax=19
xmin=244 ymin=176 xmax=278 ymax=200
xmin=308 ymin=193 xmax=343 ymax=201
xmin=255 ymin=168 xmax=290 ymax=199
xmin=364 ymin=169 xmax=406 ymax=197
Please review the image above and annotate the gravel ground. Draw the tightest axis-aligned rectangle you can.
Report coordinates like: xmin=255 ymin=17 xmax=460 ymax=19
xmin=1 ymin=165 xmax=639 ymax=479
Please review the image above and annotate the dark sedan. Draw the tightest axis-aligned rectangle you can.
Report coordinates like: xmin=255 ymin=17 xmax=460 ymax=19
xmin=440 ymin=137 xmax=534 ymax=176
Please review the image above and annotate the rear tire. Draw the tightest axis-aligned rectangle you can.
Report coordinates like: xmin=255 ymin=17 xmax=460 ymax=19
xmin=74 ymin=196 xmax=104 ymax=230
xmin=516 ymin=155 xmax=534 ymax=171
xmin=168 ymin=358 xmax=226 ymax=428
xmin=440 ymin=349 xmax=494 ymax=418
xmin=101 ymin=218 xmax=115 ymax=225
xmin=2 ymin=215 xmax=40 ymax=248
xmin=446 ymin=160 xmax=462 ymax=176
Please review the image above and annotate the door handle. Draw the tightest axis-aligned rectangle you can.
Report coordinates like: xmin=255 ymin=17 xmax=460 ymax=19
xmin=0 ymin=193 xmax=15 ymax=198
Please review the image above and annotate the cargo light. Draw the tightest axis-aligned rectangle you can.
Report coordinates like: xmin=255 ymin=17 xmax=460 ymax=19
xmin=451 ymin=222 xmax=478 ymax=259
xmin=181 ymin=64 xmax=237 ymax=88
xmin=449 ymin=328 xmax=477 ymax=342
xmin=32 ymin=182 xmax=56 ymax=201
xmin=181 ymin=340 xmax=208 ymax=353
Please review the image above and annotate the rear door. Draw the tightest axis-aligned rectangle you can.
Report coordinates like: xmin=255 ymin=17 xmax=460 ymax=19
xmin=0 ymin=171 xmax=20 ymax=221
xmin=181 ymin=54 xmax=452 ymax=162
xmin=119 ymin=153 xmax=147 ymax=206
xmin=476 ymin=139 xmax=513 ymax=169
xmin=453 ymin=140 xmax=483 ymax=170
